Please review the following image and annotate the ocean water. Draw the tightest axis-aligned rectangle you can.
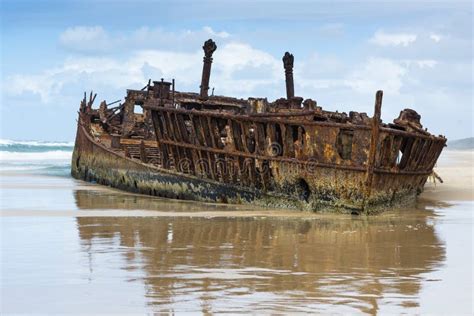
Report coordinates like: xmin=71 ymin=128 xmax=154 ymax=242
xmin=1 ymin=139 xmax=473 ymax=314
xmin=0 ymin=139 xmax=73 ymax=177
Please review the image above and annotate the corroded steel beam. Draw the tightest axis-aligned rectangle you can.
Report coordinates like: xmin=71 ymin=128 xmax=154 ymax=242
xmin=364 ymin=90 xmax=383 ymax=206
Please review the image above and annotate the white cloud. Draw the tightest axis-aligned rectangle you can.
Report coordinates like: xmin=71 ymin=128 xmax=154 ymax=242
xmin=215 ymin=42 xmax=280 ymax=77
xmin=8 ymin=73 xmax=59 ymax=102
xmin=369 ymin=30 xmax=417 ymax=47
xmin=4 ymin=41 xmax=283 ymax=102
xmin=347 ymin=58 xmax=407 ymax=94
xmin=59 ymin=26 xmax=231 ymax=54
xmin=203 ymin=26 xmax=230 ymax=39
xmin=401 ymin=59 xmax=438 ymax=69
xmin=60 ymin=26 xmax=108 ymax=43
xmin=429 ymin=33 xmax=442 ymax=42
xmin=5 ymin=25 xmax=470 ymax=141
xmin=59 ymin=26 xmax=112 ymax=53
xmin=3 ymin=41 xmax=442 ymax=107
xmin=317 ymin=23 xmax=344 ymax=37
xmin=5 ymin=56 xmax=142 ymax=102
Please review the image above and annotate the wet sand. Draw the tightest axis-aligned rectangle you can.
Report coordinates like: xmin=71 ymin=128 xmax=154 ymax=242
xmin=422 ymin=150 xmax=474 ymax=201
xmin=1 ymin=150 xmax=473 ymax=314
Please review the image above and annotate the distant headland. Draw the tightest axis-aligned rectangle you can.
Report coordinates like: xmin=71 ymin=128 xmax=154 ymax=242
xmin=447 ymin=138 xmax=474 ymax=150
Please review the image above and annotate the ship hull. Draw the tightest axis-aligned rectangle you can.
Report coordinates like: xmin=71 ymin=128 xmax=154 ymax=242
xmin=72 ymin=123 xmax=308 ymax=211
xmin=72 ymin=122 xmax=426 ymax=214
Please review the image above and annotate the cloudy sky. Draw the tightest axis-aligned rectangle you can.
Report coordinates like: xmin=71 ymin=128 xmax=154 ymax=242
xmin=1 ymin=0 xmax=472 ymax=141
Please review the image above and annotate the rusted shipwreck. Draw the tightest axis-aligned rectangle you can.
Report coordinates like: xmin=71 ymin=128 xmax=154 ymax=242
xmin=72 ymin=39 xmax=446 ymax=214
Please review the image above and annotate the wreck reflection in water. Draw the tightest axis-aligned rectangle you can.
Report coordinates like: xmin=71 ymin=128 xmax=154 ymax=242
xmin=74 ymin=189 xmax=445 ymax=314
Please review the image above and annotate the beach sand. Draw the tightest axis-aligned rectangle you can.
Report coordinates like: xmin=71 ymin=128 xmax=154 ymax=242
xmin=1 ymin=150 xmax=473 ymax=314
xmin=422 ymin=150 xmax=474 ymax=202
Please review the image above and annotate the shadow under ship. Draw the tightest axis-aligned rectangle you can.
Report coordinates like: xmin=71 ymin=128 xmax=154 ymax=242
xmin=71 ymin=39 xmax=446 ymax=214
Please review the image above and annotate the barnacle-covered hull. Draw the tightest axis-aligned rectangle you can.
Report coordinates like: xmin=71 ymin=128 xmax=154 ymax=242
xmin=71 ymin=122 xmax=318 ymax=212
xmin=72 ymin=121 xmax=427 ymax=214
xmin=71 ymin=39 xmax=446 ymax=214
xmin=72 ymin=123 xmax=250 ymax=203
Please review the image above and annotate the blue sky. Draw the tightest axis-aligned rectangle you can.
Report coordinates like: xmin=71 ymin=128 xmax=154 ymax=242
xmin=1 ymin=0 xmax=472 ymax=141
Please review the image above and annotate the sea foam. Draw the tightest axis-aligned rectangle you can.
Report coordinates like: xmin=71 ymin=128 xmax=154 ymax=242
xmin=0 ymin=139 xmax=73 ymax=176
xmin=0 ymin=150 xmax=72 ymax=161
xmin=0 ymin=139 xmax=74 ymax=153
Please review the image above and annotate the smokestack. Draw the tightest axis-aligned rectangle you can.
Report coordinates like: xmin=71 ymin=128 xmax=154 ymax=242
xmin=199 ymin=39 xmax=217 ymax=99
xmin=282 ymin=52 xmax=294 ymax=99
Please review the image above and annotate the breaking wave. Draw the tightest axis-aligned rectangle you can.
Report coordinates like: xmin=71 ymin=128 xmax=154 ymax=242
xmin=0 ymin=139 xmax=73 ymax=176
xmin=0 ymin=150 xmax=72 ymax=161
xmin=0 ymin=139 xmax=74 ymax=152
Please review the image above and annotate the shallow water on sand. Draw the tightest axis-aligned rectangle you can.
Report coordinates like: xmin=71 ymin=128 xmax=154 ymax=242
xmin=1 ymin=169 xmax=473 ymax=313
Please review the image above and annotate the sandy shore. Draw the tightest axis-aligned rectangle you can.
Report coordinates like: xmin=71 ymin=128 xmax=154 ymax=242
xmin=421 ymin=150 xmax=474 ymax=202
xmin=2 ymin=150 xmax=473 ymax=315
xmin=0 ymin=150 xmax=471 ymax=218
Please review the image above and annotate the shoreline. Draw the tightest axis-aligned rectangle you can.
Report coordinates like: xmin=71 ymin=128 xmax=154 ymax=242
xmin=0 ymin=150 xmax=472 ymax=218
xmin=421 ymin=150 xmax=473 ymax=202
